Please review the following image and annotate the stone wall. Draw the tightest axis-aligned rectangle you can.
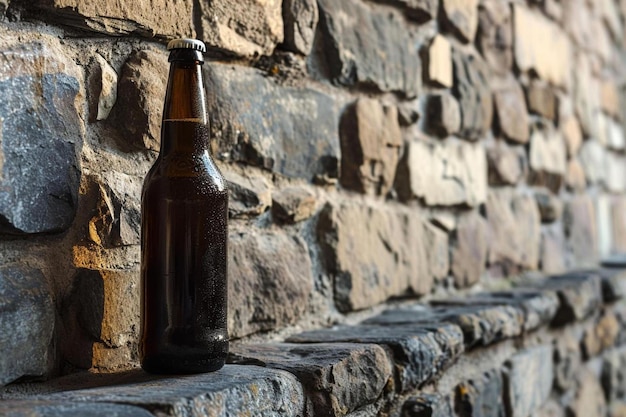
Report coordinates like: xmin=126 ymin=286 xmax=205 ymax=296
xmin=1 ymin=0 xmax=626 ymax=403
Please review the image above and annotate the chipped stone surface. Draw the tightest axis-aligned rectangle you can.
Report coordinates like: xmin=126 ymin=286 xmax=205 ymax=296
xmin=554 ymin=331 xmax=582 ymax=392
xmin=398 ymin=140 xmax=487 ymax=207
xmin=455 ymin=370 xmax=505 ymax=417
xmin=387 ymin=0 xmax=438 ymax=22
xmin=340 ymin=98 xmax=402 ymax=196
xmin=534 ymin=189 xmax=563 ymax=223
xmin=541 ymin=272 xmax=602 ymax=325
xmin=2 ymin=401 xmax=154 ymax=417
xmin=528 ymin=129 xmax=567 ymax=190
xmin=229 ymin=230 xmax=313 ymax=338
xmin=222 ymin=170 xmax=272 ymax=218
xmin=451 ymin=211 xmax=488 ymax=288
xmin=562 ymin=116 xmax=583 ymax=157
xmin=597 ymin=268 xmax=626 ymax=302
xmin=0 ymin=265 xmax=54 ymax=386
xmin=564 ymin=196 xmax=598 ymax=266
xmin=271 ymin=186 xmax=316 ymax=224
xmin=541 ymin=227 xmax=566 ymax=274
xmin=487 ymin=142 xmax=525 ymax=185
xmin=565 ymin=159 xmax=587 ymax=192
xmin=87 ymin=54 xmax=117 ymax=122
xmin=424 ymin=35 xmax=453 ymax=88
xmin=441 ymin=0 xmax=479 ymax=43
xmin=317 ymin=0 xmax=420 ymax=96
xmin=476 ymin=0 xmax=513 ymax=74
xmin=230 ymin=343 xmax=392 ymax=416
xmin=287 ymin=323 xmax=464 ymax=391
xmin=398 ymin=394 xmax=453 ymax=417
xmin=526 ymin=82 xmax=557 ymax=121
xmin=423 ymin=92 xmax=461 ymax=138
xmin=282 ymin=0 xmax=318 ymax=55
xmin=423 ymin=222 xmax=450 ymax=282
xmin=494 ymin=79 xmax=530 ymax=144
xmin=602 ymin=346 xmax=626 ymax=403
xmin=504 ymin=346 xmax=554 ymax=417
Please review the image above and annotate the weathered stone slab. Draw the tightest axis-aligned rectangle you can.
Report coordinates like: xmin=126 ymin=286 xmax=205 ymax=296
xmin=526 ymin=82 xmax=558 ymax=121
xmin=441 ymin=0 xmax=478 ymax=43
xmin=316 ymin=201 xmax=430 ymax=312
xmin=317 ymin=0 xmax=420 ymax=96
xmin=39 ymin=366 xmax=305 ymax=416
xmin=198 ymin=0 xmax=283 ymax=58
xmin=611 ymin=198 xmax=626 ymax=254
xmin=229 ymin=230 xmax=313 ymax=338
xmin=565 ymin=159 xmax=587 ymax=192
xmin=87 ymin=54 xmax=117 ymax=122
xmin=455 ymin=370 xmax=505 ymax=417
xmin=222 ymin=170 xmax=272 ymax=218
xmin=451 ymin=211 xmax=488 ymax=288
xmin=423 ymin=92 xmax=461 ymax=137
xmin=579 ymin=140 xmax=606 ymax=185
xmin=539 ymin=272 xmax=602 ymax=325
xmin=230 ymin=343 xmax=392 ymax=416
xmin=205 ymin=63 xmax=340 ymax=182
xmin=0 ymin=265 xmax=54 ymax=386
xmin=487 ymin=142 xmax=526 ymax=186
xmin=567 ymin=369 xmax=607 ymax=417
xmin=554 ymin=331 xmax=582 ymax=392
xmin=528 ymin=128 xmax=567 ymax=191
xmin=2 ymin=401 xmax=153 ymax=417
xmin=27 ymin=0 xmax=194 ymax=38
xmin=513 ymin=4 xmax=571 ymax=88
xmin=382 ymin=0 xmax=438 ymax=22
xmin=602 ymin=346 xmax=626 ymax=402
xmin=423 ymin=222 xmax=450 ymax=282
xmin=287 ymin=324 xmax=464 ymax=392
xmin=595 ymin=268 xmax=626 ymax=302
xmin=340 ymin=98 xmax=402 ymax=196
xmin=493 ymin=79 xmax=530 ymax=144
xmin=541 ymin=227 xmax=566 ymax=274
xmin=476 ymin=0 xmax=513 ymax=74
xmin=564 ymin=195 xmax=598 ymax=266
xmin=271 ymin=186 xmax=316 ymax=224
xmin=282 ymin=0 xmax=318 ymax=55
xmin=0 ymin=43 xmax=82 ymax=234
xmin=562 ymin=116 xmax=583 ymax=158
xmin=398 ymin=140 xmax=487 ymax=207
xmin=424 ymin=35 xmax=453 ymax=88
xmin=503 ymin=346 xmax=554 ymax=417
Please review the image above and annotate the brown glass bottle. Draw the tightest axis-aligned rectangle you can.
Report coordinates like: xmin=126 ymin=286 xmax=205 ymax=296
xmin=139 ymin=39 xmax=228 ymax=374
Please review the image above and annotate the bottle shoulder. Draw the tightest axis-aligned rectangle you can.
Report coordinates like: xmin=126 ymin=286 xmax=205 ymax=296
xmin=143 ymin=155 xmax=228 ymax=196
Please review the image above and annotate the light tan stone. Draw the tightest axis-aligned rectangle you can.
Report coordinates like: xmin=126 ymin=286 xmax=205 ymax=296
xmin=529 ymin=129 xmax=567 ymax=176
xmin=601 ymin=80 xmax=620 ymax=117
xmin=441 ymin=0 xmax=478 ymax=43
xmin=423 ymin=222 xmax=449 ymax=281
xmin=451 ymin=211 xmax=487 ymax=287
xmin=487 ymin=142 xmax=525 ymax=185
xmin=425 ymin=34 xmax=453 ymax=88
xmin=561 ymin=117 xmax=583 ymax=157
xmin=565 ymin=159 xmax=587 ymax=192
xmin=612 ymin=197 xmax=626 ymax=253
xmin=494 ymin=78 xmax=530 ymax=144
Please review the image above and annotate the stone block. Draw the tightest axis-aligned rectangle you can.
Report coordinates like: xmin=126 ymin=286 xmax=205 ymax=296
xmin=596 ymin=268 xmax=626 ymax=302
xmin=486 ymin=142 xmax=526 ymax=186
xmin=198 ymin=0 xmax=283 ymax=58
xmin=424 ymin=35 xmax=453 ymax=88
xmin=282 ymin=0 xmax=318 ymax=55
xmin=400 ymin=394 xmax=453 ymax=417
xmin=27 ymin=0 xmax=194 ymax=38
xmin=287 ymin=323 xmax=464 ymax=392
xmin=451 ymin=211 xmax=488 ymax=288
xmin=385 ymin=0 xmax=438 ymax=22
xmin=612 ymin=198 xmax=626 ymax=253
xmin=528 ymin=128 xmax=567 ymax=191
xmin=534 ymin=189 xmax=563 ymax=223
xmin=455 ymin=370 xmax=505 ymax=417
xmin=111 ymin=49 xmax=168 ymax=152
xmin=532 ymin=400 xmax=565 ymax=417
xmin=601 ymin=80 xmax=620 ymax=118
xmin=2 ymin=401 xmax=154 ymax=417
xmin=561 ymin=116 xmax=583 ymax=158
xmin=565 ymin=159 xmax=587 ymax=192
xmin=554 ymin=331 xmax=582 ymax=392
xmin=525 ymin=82 xmax=558 ymax=121
xmin=603 ymin=347 xmax=626 ymax=402
xmin=205 ymin=62 xmax=340 ymax=182
xmin=40 ymin=366 xmax=305 ymax=416
xmin=452 ymin=51 xmax=493 ymax=140
xmin=606 ymin=152 xmax=626 ymax=193
xmin=606 ymin=118 xmax=625 ymax=151
xmin=0 ymin=265 xmax=54 ymax=385
xmin=0 ymin=42 xmax=82 ymax=234
xmin=564 ymin=196 xmax=598 ymax=266
xmin=316 ymin=201 xmax=430 ymax=312
xmin=541 ymin=272 xmax=602 ymax=325
xmin=228 ymin=230 xmax=313 ymax=338
xmin=317 ymin=0 xmax=420 ymax=96
xmin=579 ymin=140 xmax=606 ymax=185
xmin=423 ymin=92 xmax=461 ymax=137
xmin=87 ymin=54 xmax=117 ymax=122
xmin=573 ymin=55 xmax=600 ymax=138
xmin=397 ymin=140 xmax=487 ymax=207
xmin=476 ymin=0 xmax=513 ymax=74
xmin=271 ymin=186 xmax=316 ymax=224
xmin=540 ymin=227 xmax=566 ymax=274
xmin=513 ymin=4 xmax=571 ymax=88
xmin=582 ymin=312 xmax=619 ymax=358
xmin=230 ymin=343 xmax=392 ymax=416
xmin=423 ymin=222 xmax=450 ymax=282
xmin=494 ymin=79 xmax=530 ymax=144
xmin=222 ymin=170 xmax=272 ymax=218
xmin=441 ymin=0 xmax=479 ymax=43
xmin=340 ymin=98 xmax=402 ymax=196
xmin=503 ymin=346 xmax=554 ymax=417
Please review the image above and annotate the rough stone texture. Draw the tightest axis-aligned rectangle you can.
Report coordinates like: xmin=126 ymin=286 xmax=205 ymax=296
xmin=582 ymin=311 xmax=619 ymax=358
xmin=540 ymin=227 xmax=566 ymax=274
xmin=455 ymin=370 xmax=505 ymax=417
xmin=612 ymin=198 xmax=626 ymax=253
xmin=562 ymin=117 xmax=583 ymax=158
xmin=316 ymin=202 xmax=430 ymax=312
xmin=487 ymin=142 xmax=525 ymax=186
xmin=564 ymin=196 xmax=598 ymax=266
xmin=205 ymin=62 xmax=340 ymax=182
xmin=87 ymin=54 xmax=117 ymax=122
xmin=554 ymin=331 xmax=581 ymax=392
xmin=317 ymin=0 xmax=420 ymax=96
xmin=111 ymin=49 xmax=168 ymax=152
xmin=597 ymin=268 xmax=626 ymax=302
xmin=528 ymin=129 xmax=567 ymax=192
xmin=504 ymin=346 xmax=554 ymax=417
xmin=222 ymin=170 xmax=272 ymax=218
xmin=606 ymin=152 xmax=626 ymax=193
xmin=0 ymin=265 xmax=54 ymax=386
xmin=282 ymin=0 xmax=318 ymax=55
xmin=0 ymin=42 xmax=82 ymax=234
xmin=423 ymin=92 xmax=461 ymax=138
xmin=493 ymin=79 xmax=530 ymax=144
xmin=565 ymin=159 xmax=587 ymax=192
xmin=540 ymin=272 xmax=602 ymax=325
xmin=534 ymin=189 xmax=563 ymax=223
xmin=228 ymin=230 xmax=313 ymax=338
xmin=398 ymin=140 xmax=487 ymax=207
xmin=2 ymin=401 xmax=154 ymax=417
xmin=602 ymin=346 xmax=626 ymax=402
xmin=601 ymin=80 xmax=620 ymax=118
xmin=423 ymin=222 xmax=449 ymax=282
xmin=399 ymin=394 xmax=453 ymax=417
xmin=230 ymin=343 xmax=392 ymax=416
xmin=340 ymin=98 xmax=402 ymax=196
xmin=451 ymin=212 xmax=488 ymax=288
xmin=288 ymin=323 xmax=464 ymax=392
xmin=28 ymin=0 xmax=194 ymax=38
xmin=39 ymin=366 xmax=305 ymax=416
xmin=452 ymin=51 xmax=493 ymax=141
xmin=198 ymin=0 xmax=283 ymax=58
xmin=486 ymin=191 xmax=541 ymax=270
xmin=573 ymin=55 xmax=600 ymax=139
xmin=476 ymin=0 xmax=513 ymax=74
xmin=441 ymin=0 xmax=479 ymax=43
xmin=383 ymin=0 xmax=438 ymax=22
xmin=533 ymin=400 xmax=565 ymax=417
xmin=271 ymin=186 xmax=316 ymax=224
xmin=513 ymin=4 xmax=571 ymax=87
xmin=424 ymin=35 xmax=453 ymax=88
xmin=525 ymin=82 xmax=557 ymax=121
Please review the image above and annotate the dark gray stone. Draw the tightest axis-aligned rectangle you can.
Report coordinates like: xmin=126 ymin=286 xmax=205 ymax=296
xmin=378 ymin=0 xmax=438 ymax=23
xmin=229 ymin=343 xmax=392 ymax=416
xmin=0 ymin=265 xmax=54 ymax=386
xmin=282 ymin=0 xmax=318 ymax=55
xmin=2 ymin=401 xmax=153 ymax=417
xmin=593 ymin=268 xmax=626 ymax=302
xmin=538 ymin=272 xmax=602 ymax=326
xmin=503 ymin=346 xmax=554 ymax=417
xmin=287 ymin=323 xmax=464 ymax=392
xmin=317 ymin=0 xmax=420 ymax=97
xmin=455 ymin=370 xmax=505 ymax=417
xmin=39 ymin=366 xmax=304 ymax=416
xmin=0 ymin=44 xmax=81 ymax=234
xmin=602 ymin=346 xmax=626 ymax=402
xmin=452 ymin=50 xmax=493 ymax=141
xmin=400 ymin=394 xmax=453 ymax=417
xmin=205 ymin=63 xmax=340 ymax=182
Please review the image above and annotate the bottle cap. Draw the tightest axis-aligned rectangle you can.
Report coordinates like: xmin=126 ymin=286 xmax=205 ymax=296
xmin=167 ymin=39 xmax=206 ymax=53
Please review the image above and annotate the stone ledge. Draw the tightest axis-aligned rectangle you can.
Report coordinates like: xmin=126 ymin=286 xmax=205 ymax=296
xmin=2 ymin=268 xmax=624 ymax=417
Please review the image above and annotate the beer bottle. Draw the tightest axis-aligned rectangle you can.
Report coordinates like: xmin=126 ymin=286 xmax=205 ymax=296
xmin=139 ymin=38 xmax=228 ymax=374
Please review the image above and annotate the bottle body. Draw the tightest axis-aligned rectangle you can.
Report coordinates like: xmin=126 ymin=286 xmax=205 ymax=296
xmin=140 ymin=42 xmax=228 ymax=374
